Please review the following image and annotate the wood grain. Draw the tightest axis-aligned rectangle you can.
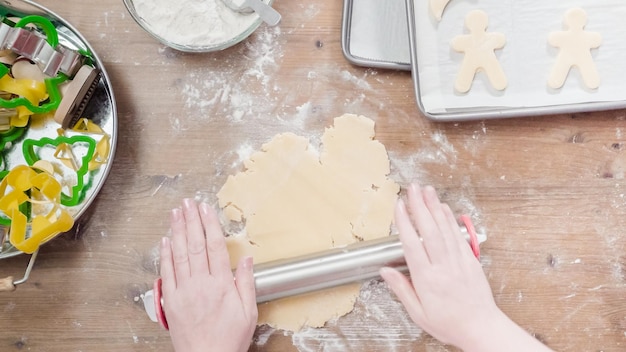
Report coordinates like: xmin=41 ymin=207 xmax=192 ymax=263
xmin=0 ymin=0 xmax=623 ymax=351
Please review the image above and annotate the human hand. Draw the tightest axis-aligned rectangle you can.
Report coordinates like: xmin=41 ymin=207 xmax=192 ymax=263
xmin=381 ymin=184 xmax=552 ymax=352
xmin=380 ymin=183 xmax=500 ymax=348
xmin=159 ymin=199 xmax=258 ymax=352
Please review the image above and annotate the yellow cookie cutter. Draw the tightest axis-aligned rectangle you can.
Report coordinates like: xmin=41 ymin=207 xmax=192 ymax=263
xmin=0 ymin=163 xmax=73 ymax=254
xmin=0 ymin=73 xmax=48 ymax=127
xmin=56 ymin=118 xmax=110 ymax=171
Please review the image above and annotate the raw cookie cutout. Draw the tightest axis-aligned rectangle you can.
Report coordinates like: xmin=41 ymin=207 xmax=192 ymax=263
xmin=547 ymin=8 xmax=601 ymax=89
xmin=451 ymin=10 xmax=507 ymax=93
xmin=430 ymin=0 xmax=452 ymax=21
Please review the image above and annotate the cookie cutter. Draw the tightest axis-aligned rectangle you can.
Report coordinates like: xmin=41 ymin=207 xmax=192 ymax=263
xmin=0 ymin=163 xmax=74 ymax=254
xmin=0 ymin=15 xmax=83 ymax=78
xmin=0 ymin=15 xmax=97 ymax=130
xmin=0 ymin=125 xmax=26 ymax=170
xmin=0 ymin=63 xmax=62 ymax=126
xmin=53 ymin=65 xmax=102 ymax=129
xmin=58 ymin=118 xmax=111 ymax=171
xmin=22 ymin=135 xmax=97 ymax=207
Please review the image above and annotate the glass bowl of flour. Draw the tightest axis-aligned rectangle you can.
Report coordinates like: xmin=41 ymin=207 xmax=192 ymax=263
xmin=123 ymin=0 xmax=273 ymax=52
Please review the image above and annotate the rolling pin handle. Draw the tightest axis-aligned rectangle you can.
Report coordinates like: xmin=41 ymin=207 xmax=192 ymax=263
xmin=153 ymin=278 xmax=169 ymax=330
xmin=460 ymin=214 xmax=480 ymax=259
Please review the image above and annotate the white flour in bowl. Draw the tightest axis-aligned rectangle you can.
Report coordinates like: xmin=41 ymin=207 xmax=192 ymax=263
xmin=132 ymin=0 xmax=260 ymax=47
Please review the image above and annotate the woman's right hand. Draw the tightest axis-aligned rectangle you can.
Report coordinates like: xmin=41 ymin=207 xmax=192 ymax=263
xmin=381 ymin=183 xmax=553 ymax=352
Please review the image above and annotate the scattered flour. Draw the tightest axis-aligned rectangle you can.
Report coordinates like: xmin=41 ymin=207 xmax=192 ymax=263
xmin=235 ymin=143 xmax=255 ymax=166
xmin=175 ymin=9 xmax=407 ymax=142
xmin=179 ymin=25 xmax=283 ymax=124
xmin=288 ymin=280 xmax=422 ymax=351
xmin=387 ymin=131 xmax=459 ymax=185
xmin=3 ymin=301 xmax=15 ymax=312
xmin=340 ymin=70 xmax=372 ymax=90
xmin=430 ymin=130 xmax=458 ymax=165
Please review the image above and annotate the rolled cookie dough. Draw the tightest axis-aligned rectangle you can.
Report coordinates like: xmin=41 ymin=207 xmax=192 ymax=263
xmin=217 ymin=114 xmax=399 ymax=331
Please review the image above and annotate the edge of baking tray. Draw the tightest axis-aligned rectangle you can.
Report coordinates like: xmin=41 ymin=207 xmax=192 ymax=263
xmin=405 ymin=0 xmax=626 ymax=122
xmin=341 ymin=0 xmax=411 ymax=71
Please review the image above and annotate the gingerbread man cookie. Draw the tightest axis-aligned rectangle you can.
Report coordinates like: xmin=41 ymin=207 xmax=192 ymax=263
xmin=548 ymin=8 xmax=602 ymax=89
xmin=451 ymin=10 xmax=507 ymax=93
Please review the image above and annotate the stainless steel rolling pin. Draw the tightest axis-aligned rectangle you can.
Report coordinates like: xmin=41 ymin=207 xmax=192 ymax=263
xmin=254 ymin=218 xmax=483 ymax=303
xmin=144 ymin=217 xmax=484 ymax=329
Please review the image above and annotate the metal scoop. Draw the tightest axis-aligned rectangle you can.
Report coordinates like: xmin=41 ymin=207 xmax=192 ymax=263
xmin=222 ymin=0 xmax=281 ymax=26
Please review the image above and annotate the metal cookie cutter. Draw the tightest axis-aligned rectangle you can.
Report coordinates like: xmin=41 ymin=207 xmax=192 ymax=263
xmin=0 ymin=15 xmax=83 ymax=78
xmin=0 ymin=15 xmax=100 ymax=130
xmin=144 ymin=216 xmax=486 ymax=330
xmin=53 ymin=65 xmax=102 ymax=129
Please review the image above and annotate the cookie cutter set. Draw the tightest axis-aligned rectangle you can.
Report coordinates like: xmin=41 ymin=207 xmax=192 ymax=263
xmin=342 ymin=0 xmax=626 ymax=121
xmin=0 ymin=0 xmax=117 ymax=290
xmin=143 ymin=217 xmax=485 ymax=329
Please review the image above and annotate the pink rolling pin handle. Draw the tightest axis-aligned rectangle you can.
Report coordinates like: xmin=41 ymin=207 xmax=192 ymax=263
xmin=153 ymin=278 xmax=169 ymax=330
xmin=460 ymin=214 xmax=480 ymax=259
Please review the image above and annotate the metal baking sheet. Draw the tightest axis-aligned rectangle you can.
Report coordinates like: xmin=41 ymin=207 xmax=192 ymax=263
xmin=406 ymin=0 xmax=626 ymax=121
xmin=0 ymin=0 xmax=117 ymax=258
xmin=341 ymin=0 xmax=411 ymax=70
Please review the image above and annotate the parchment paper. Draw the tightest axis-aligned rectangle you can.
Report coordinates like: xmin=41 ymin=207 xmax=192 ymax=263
xmin=413 ymin=1 xmax=626 ymax=114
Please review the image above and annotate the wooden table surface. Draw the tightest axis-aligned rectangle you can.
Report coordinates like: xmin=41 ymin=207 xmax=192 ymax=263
xmin=0 ymin=0 xmax=624 ymax=351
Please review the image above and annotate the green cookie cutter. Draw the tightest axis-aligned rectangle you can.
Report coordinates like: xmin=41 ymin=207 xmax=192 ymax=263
xmin=0 ymin=126 xmax=26 ymax=172
xmin=0 ymin=15 xmax=67 ymax=114
xmin=15 ymin=15 xmax=59 ymax=48
xmin=0 ymin=64 xmax=67 ymax=114
xmin=22 ymin=135 xmax=96 ymax=207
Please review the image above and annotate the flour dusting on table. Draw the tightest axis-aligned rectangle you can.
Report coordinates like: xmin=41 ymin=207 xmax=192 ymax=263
xmin=179 ymin=25 xmax=283 ymax=123
xmin=272 ymin=280 xmax=423 ymax=351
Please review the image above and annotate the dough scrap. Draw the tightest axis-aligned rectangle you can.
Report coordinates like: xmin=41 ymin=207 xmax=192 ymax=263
xmin=217 ymin=114 xmax=399 ymax=331
xmin=547 ymin=8 xmax=602 ymax=89
xmin=451 ymin=10 xmax=507 ymax=93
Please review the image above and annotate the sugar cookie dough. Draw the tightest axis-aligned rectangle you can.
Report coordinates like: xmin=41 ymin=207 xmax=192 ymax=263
xmin=430 ymin=0 xmax=452 ymax=21
xmin=451 ymin=10 xmax=507 ymax=93
xmin=548 ymin=8 xmax=601 ymax=89
xmin=217 ymin=114 xmax=399 ymax=331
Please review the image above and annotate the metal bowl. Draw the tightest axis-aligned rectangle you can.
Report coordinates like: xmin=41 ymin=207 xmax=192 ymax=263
xmin=123 ymin=0 xmax=273 ymax=52
xmin=0 ymin=0 xmax=118 ymax=260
